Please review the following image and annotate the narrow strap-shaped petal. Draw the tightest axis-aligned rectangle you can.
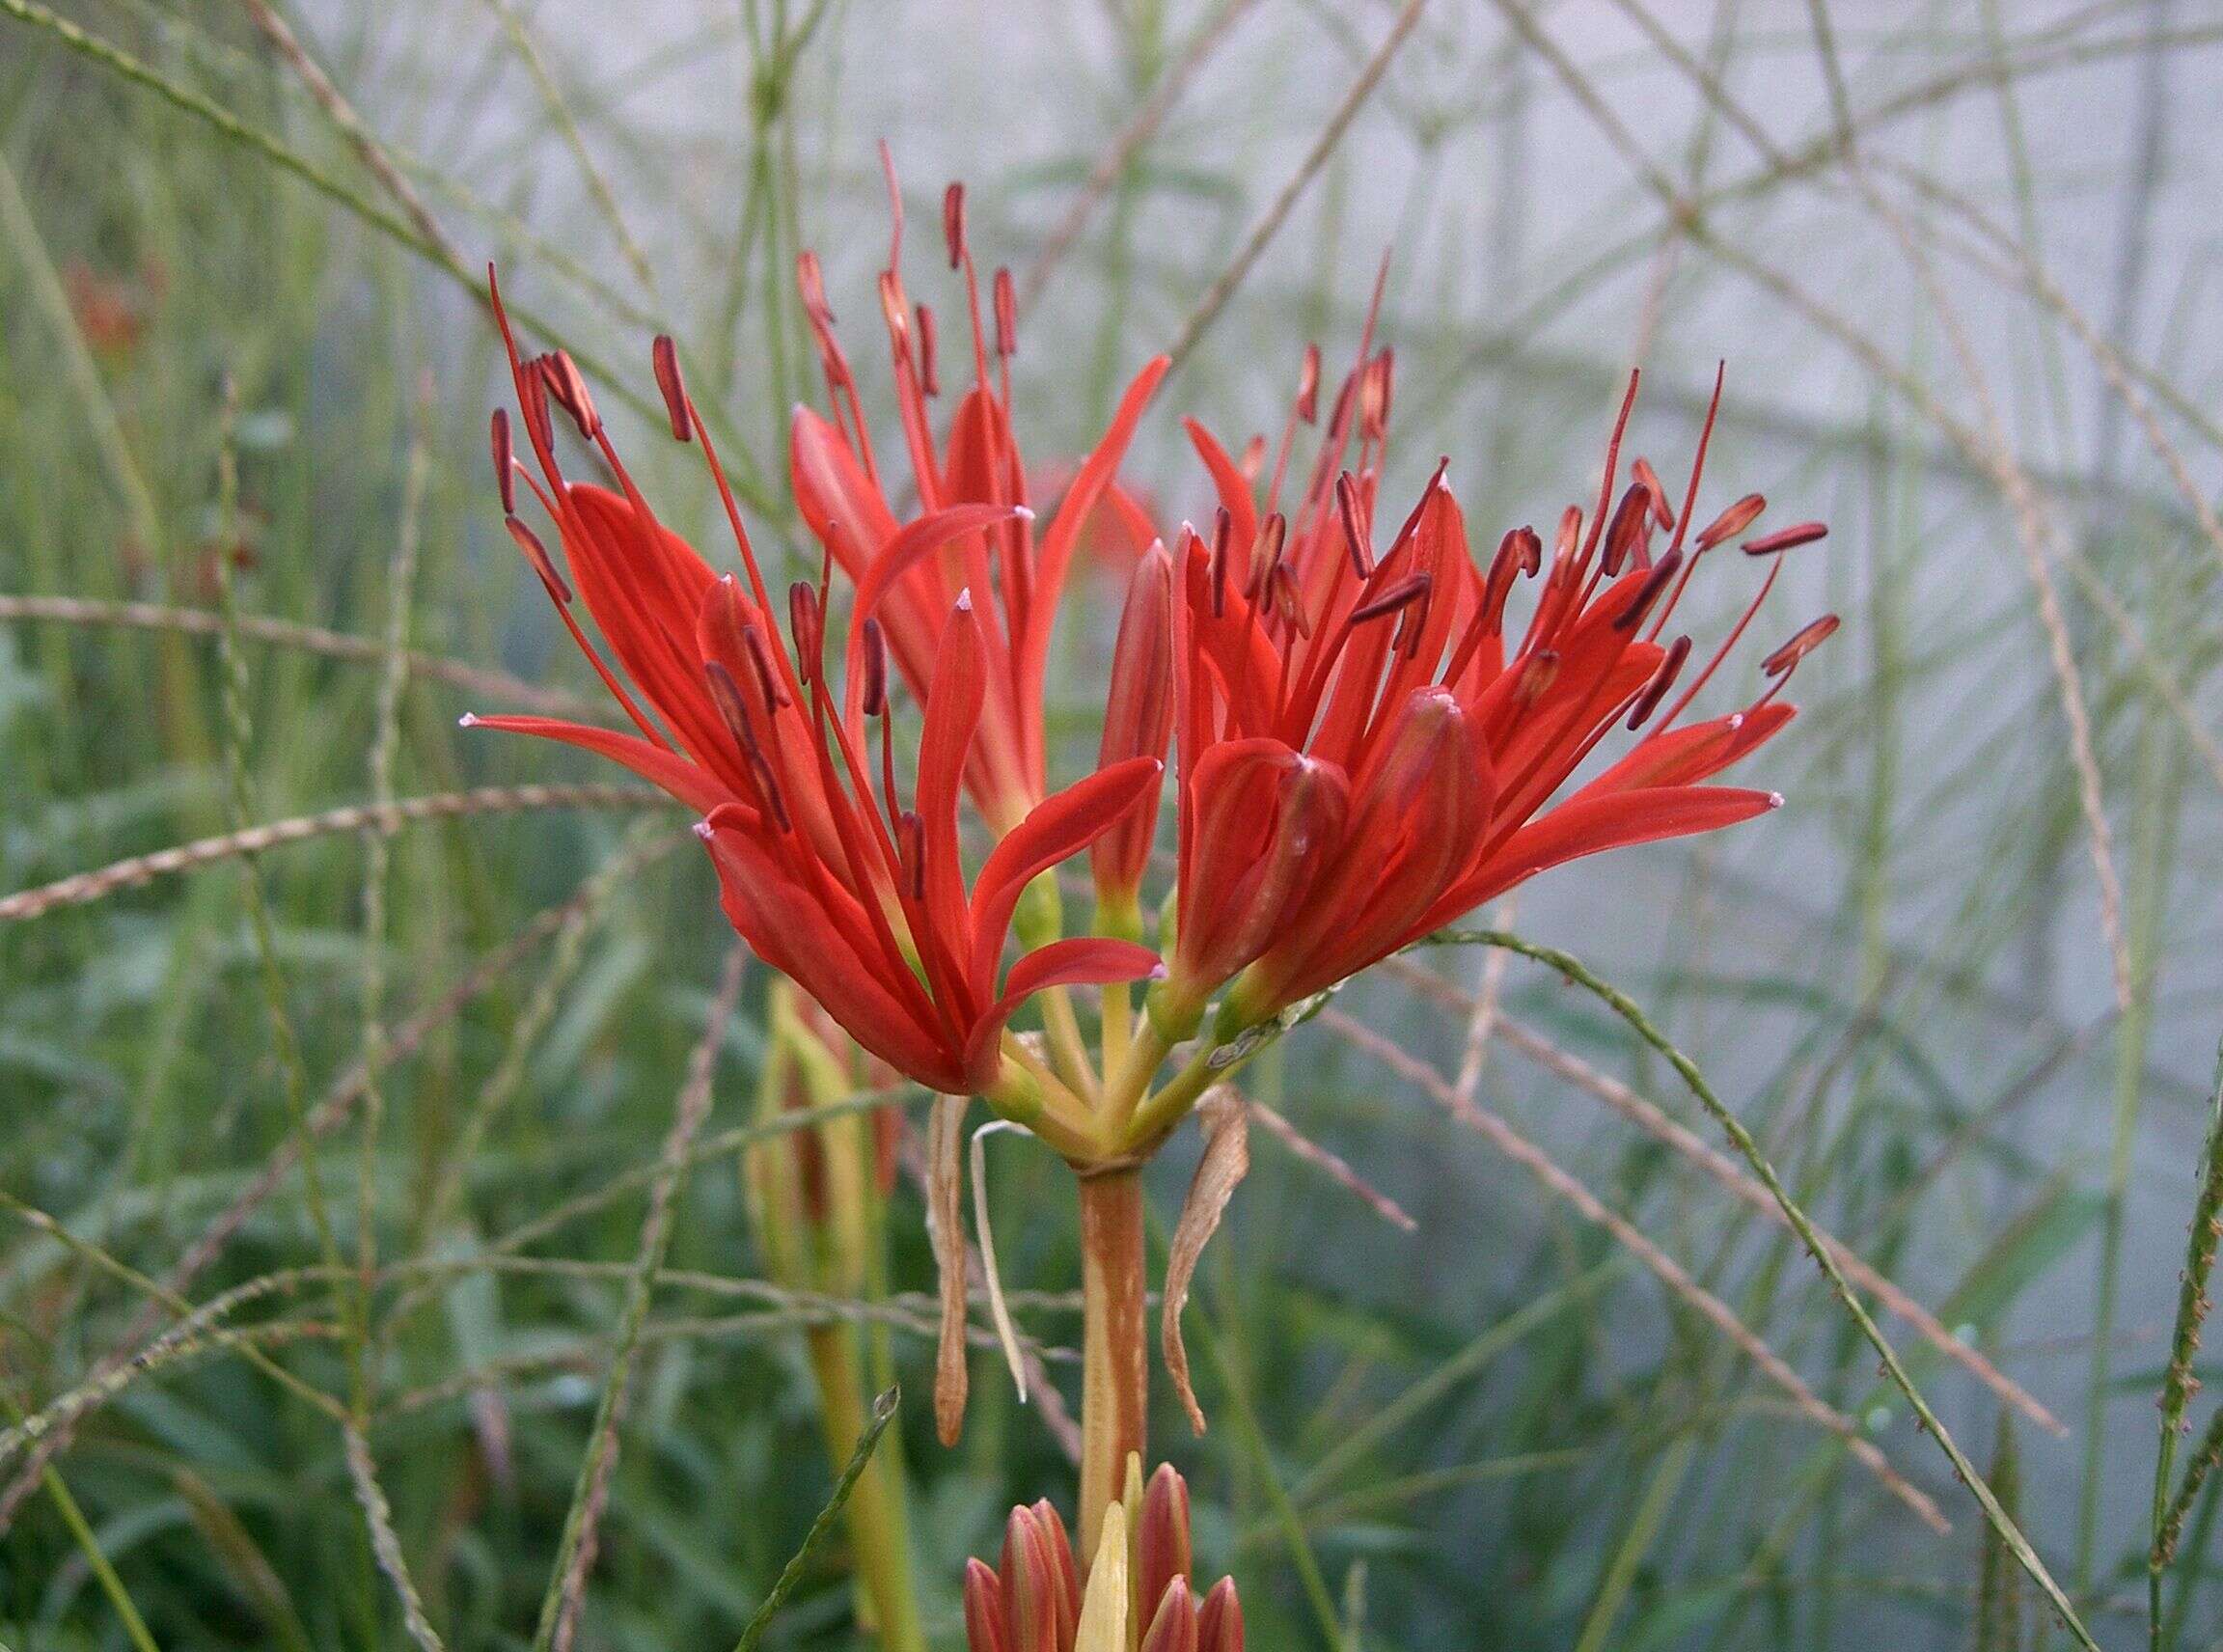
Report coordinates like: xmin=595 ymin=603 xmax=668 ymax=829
xmin=917 ymin=597 xmax=988 ymax=983
xmin=968 ymin=757 xmax=1165 ymax=986
xmin=793 ymin=404 xmax=945 ymax=698
xmin=790 ymin=404 xmax=904 ymax=575
xmin=1592 ymin=702 xmax=1796 ymax=792
xmin=1181 ymin=417 xmax=1259 ymax=561
xmin=563 ymin=484 xmax=733 ymax=765
xmin=1015 ymin=356 xmax=1170 ymax=776
xmin=1255 ymin=689 xmax=1492 ymax=1005
xmin=1441 ymin=785 xmax=1780 ymax=924
xmin=843 ymin=502 xmax=1032 ymax=725
xmin=1092 ymin=544 xmax=1177 ymax=900
xmin=461 ymin=713 xmax=734 ymax=816
xmin=701 ymin=821 xmax=964 ymax=1092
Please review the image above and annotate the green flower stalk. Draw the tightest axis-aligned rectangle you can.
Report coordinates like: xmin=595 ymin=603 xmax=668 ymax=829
xmin=747 ymin=980 xmax=924 ymax=1652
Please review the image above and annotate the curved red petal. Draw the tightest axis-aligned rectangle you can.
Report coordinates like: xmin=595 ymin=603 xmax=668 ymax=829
xmin=701 ymin=822 xmax=963 ymax=1092
xmin=1182 ymin=417 xmax=1260 ymax=562
xmin=962 ymin=936 xmax=1165 ymax=1088
xmin=917 ymin=597 xmax=988 ymax=970
xmin=1450 ymin=785 xmax=1780 ymax=918
xmin=1591 ymin=702 xmax=1797 ymax=792
xmin=969 ymin=756 xmax=1165 ymax=984
xmin=1015 ymin=356 xmax=1170 ymax=764
xmin=462 ymin=713 xmax=733 ymax=815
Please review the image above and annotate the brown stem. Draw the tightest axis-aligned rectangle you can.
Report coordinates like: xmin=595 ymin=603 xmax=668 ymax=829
xmin=1076 ymin=1165 xmax=1148 ymax=1560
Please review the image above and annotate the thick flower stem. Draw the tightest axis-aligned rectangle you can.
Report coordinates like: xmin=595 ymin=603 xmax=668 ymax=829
xmin=1076 ymin=1164 xmax=1148 ymax=1561
xmin=805 ymin=1321 xmax=926 ymax=1652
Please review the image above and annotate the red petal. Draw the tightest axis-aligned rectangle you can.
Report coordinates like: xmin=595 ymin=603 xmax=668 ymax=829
xmin=917 ymin=597 xmax=987 ymax=973
xmin=790 ymin=406 xmax=901 ymax=577
xmin=969 ymin=757 xmax=1165 ymax=984
xmin=844 ymin=501 xmax=1032 ymax=719
xmin=1174 ymin=740 xmax=1349 ymax=995
xmin=1255 ymin=689 xmax=1493 ymax=1005
xmin=1182 ymin=417 xmax=1259 ymax=563
xmin=563 ymin=485 xmax=729 ymax=763
xmin=701 ymin=822 xmax=963 ymax=1091
xmin=1015 ymin=356 xmax=1169 ymax=766
xmin=462 ymin=713 xmax=733 ymax=815
xmin=1092 ymin=543 xmax=1177 ymax=897
xmin=1590 ymin=702 xmax=1796 ymax=792
xmin=1451 ymin=785 xmax=1780 ymax=917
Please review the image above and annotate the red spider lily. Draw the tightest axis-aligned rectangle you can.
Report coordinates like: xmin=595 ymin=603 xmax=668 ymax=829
xmin=464 ymin=273 xmax=1163 ymax=1104
xmin=964 ymin=1463 xmax=1242 ymax=1652
xmin=790 ymin=149 xmax=1169 ymax=832
xmin=1156 ymin=337 xmax=1827 ymax=1033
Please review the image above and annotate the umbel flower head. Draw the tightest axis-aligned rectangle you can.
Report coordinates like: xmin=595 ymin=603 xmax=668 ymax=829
xmin=964 ymin=1458 xmax=1242 ymax=1652
xmin=465 ymin=271 xmax=1165 ymax=1109
xmin=1143 ymin=322 xmax=1832 ymax=1046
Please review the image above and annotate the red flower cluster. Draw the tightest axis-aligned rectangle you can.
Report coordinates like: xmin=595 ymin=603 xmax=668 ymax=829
xmin=471 ymin=169 xmax=1826 ymax=1109
xmin=1153 ymin=339 xmax=1825 ymax=1037
xmin=468 ymin=268 xmax=1162 ymax=1101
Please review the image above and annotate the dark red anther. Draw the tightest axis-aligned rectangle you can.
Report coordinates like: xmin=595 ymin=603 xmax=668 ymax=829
xmin=1296 ymin=343 xmax=1322 ymax=425
xmin=1271 ymin=563 xmax=1311 ymax=638
xmin=749 ymin=751 xmax=792 ymax=831
xmin=704 ymin=658 xmax=762 ymax=756
xmin=917 ymin=303 xmax=940 ymax=397
xmin=1483 ymin=526 xmax=1534 ymax=617
xmin=740 ymin=623 xmax=789 ymax=709
xmin=1627 ymin=633 xmax=1692 ymax=729
xmin=538 ymin=350 xmax=600 ymax=440
xmin=490 ymin=408 xmax=516 ymax=514
xmin=860 ymin=617 xmax=889 ymax=718
xmin=1512 ymin=524 xmax=1544 ymax=577
xmin=1612 ymin=546 xmax=1683 ymax=631
xmin=1743 ymin=520 xmax=1828 ymax=557
xmin=1631 ymin=456 xmax=1676 ymax=531
xmin=1324 ymin=372 xmax=1356 ymax=441
xmin=787 ymin=581 xmax=824 ymax=679
xmin=652 ymin=335 xmax=692 ymax=442
xmin=1246 ymin=511 xmax=1288 ymax=598
xmin=993 ymin=267 xmax=1017 ymax=358
xmin=504 ymin=515 xmax=571 ymax=604
xmin=1335 ymin=473 xmax=1373 ymax=579
xmin=1603 ymin=482 xmax=1652 ymax=575
xmin=1762 ymin=612 xmax=1839 ymax=675
xmin=943 ymin=181 xmax=968 ymax=269
xmin=1209 ymin=508 xmax=1233 ymax=618
xmin=1694 ymin=491 xmax=1766 ymax=550
xmin=1350 ymin=571 xmax=1432 ymax=625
